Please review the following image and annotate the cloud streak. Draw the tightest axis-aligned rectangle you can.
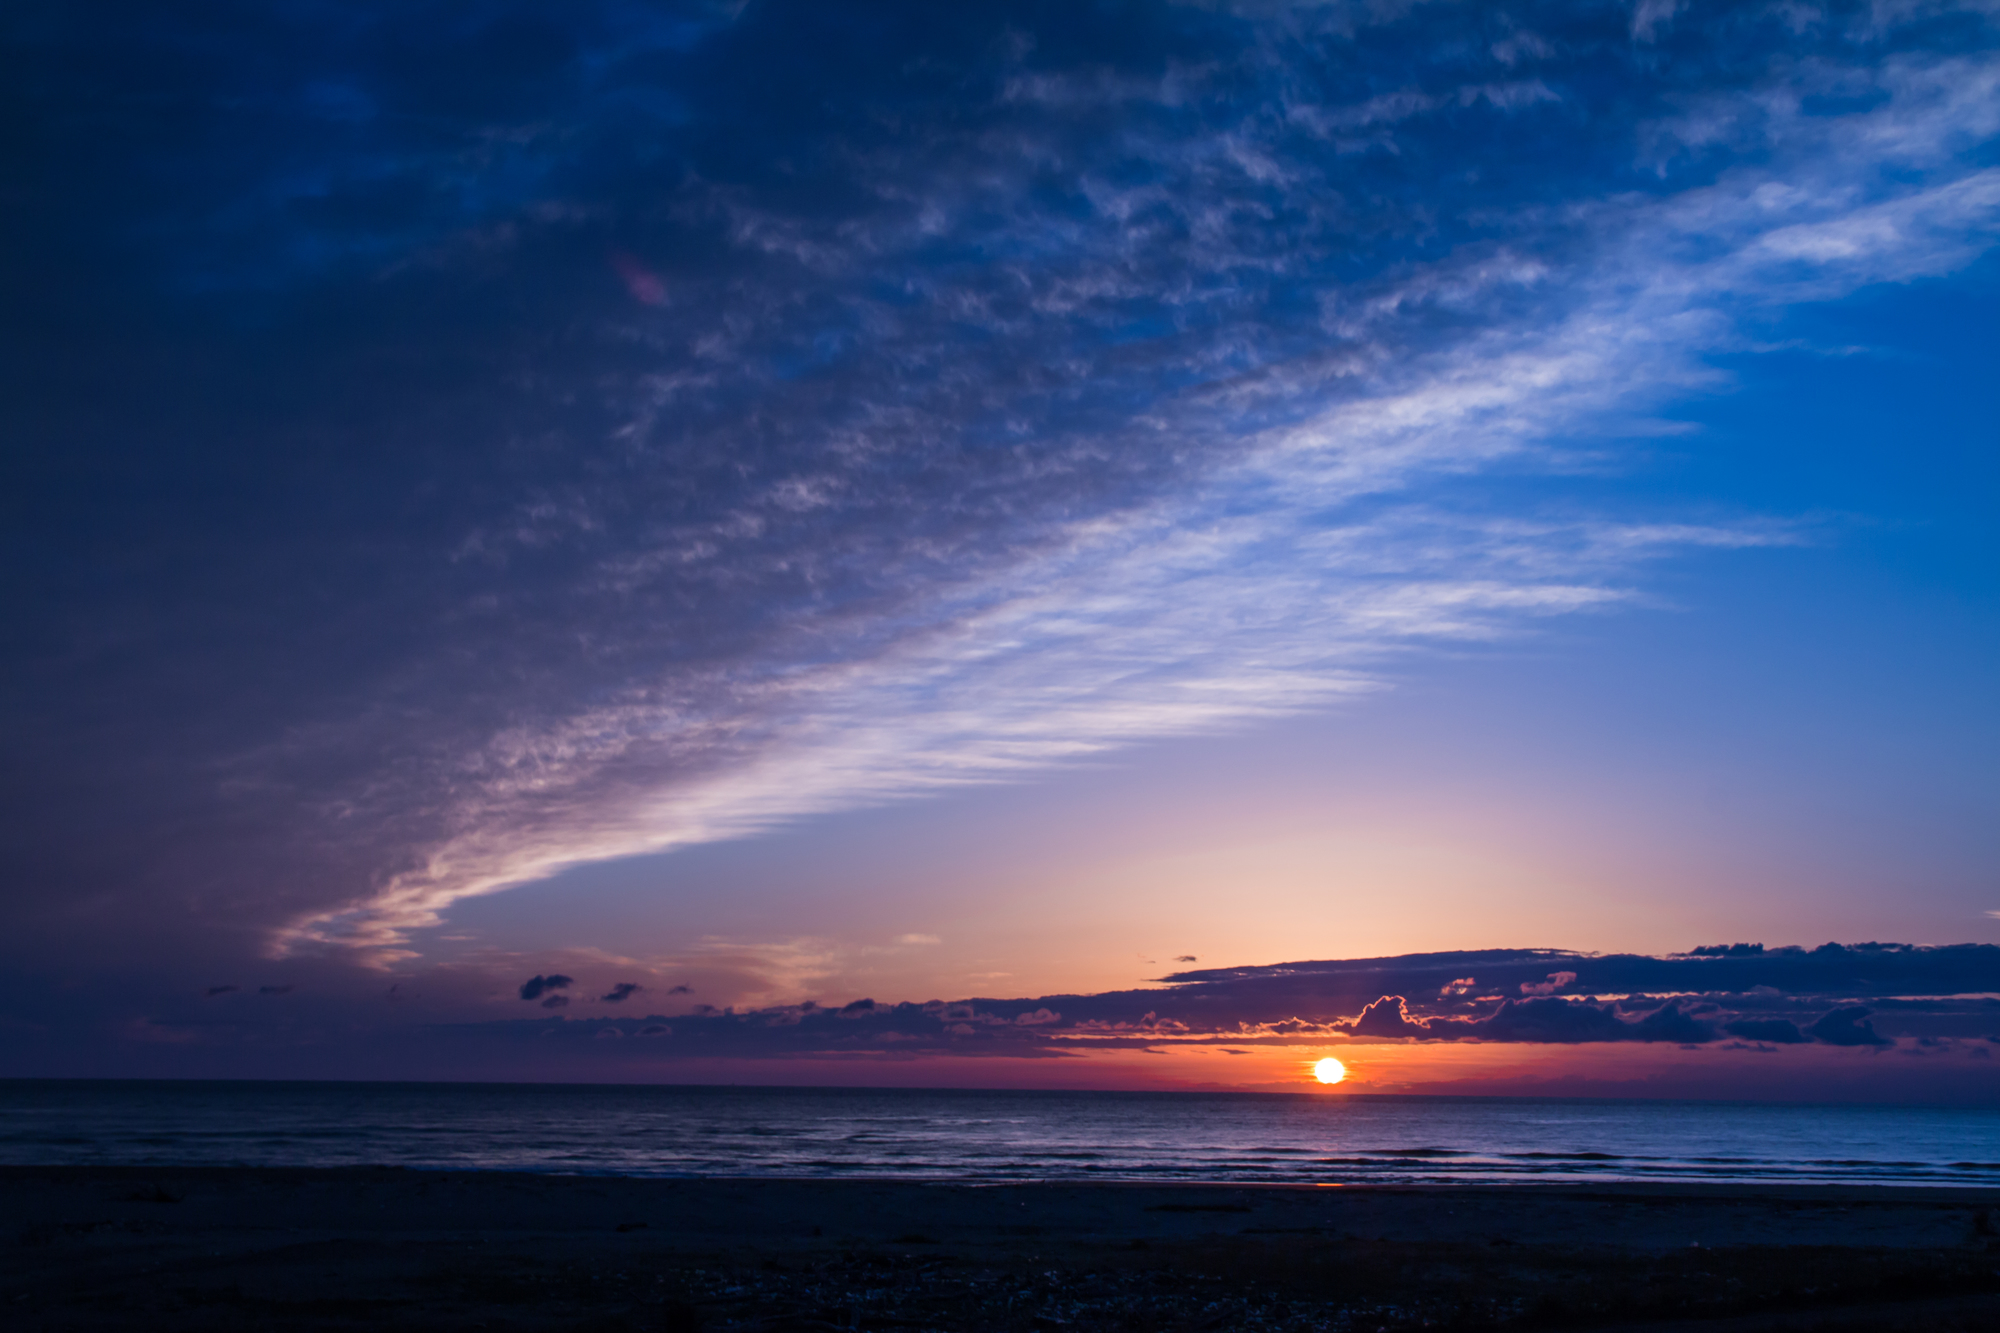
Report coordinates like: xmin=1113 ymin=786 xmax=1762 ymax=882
xmin=269 ymin=6 xmax=2000 ymax=957
xmin=4 ymin=3 xmax=1997 ymax=964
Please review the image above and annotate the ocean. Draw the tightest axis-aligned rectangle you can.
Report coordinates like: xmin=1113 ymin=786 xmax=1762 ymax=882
xmin=2 ymin=1081 xmax=1994 ymax=1187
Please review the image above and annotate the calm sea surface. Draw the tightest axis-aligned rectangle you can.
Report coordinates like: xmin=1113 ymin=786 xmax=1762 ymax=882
xmin=2 ymin=1082 xmax=1994 ymax=1187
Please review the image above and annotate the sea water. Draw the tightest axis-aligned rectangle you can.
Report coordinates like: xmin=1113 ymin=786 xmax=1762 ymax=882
xmin=1 ymin=1081 xmax=1994 ymax=1186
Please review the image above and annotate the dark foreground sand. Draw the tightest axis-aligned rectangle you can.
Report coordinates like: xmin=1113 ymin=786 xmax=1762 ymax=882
xmin=5 ymin=1168 xmax=1998 ymax=1332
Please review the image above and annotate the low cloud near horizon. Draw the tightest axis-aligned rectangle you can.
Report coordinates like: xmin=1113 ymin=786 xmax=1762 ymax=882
xmin=19 ymin=942 xmax=1988 ymax=1102
xmin=482 ymin=940 xmax=2000 ymax=1056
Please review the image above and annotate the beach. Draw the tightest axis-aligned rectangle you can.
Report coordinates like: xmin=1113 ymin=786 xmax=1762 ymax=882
xmin=6 ymin=1167 xmax=1998 ymax=1330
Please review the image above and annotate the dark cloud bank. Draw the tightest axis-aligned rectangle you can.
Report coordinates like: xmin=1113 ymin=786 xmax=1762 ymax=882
xmin=470 ymin=942 xmax=1998 ymax=1061
xmin=4 ymin=943 xmax=1994 ymax=1099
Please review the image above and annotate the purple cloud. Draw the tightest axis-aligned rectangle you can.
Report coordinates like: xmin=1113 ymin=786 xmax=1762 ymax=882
xmin=519 ymin=975 xmax=573 ymax=1002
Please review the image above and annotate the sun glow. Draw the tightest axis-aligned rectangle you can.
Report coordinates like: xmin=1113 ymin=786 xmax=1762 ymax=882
xmin=1312 ymin=1057 xmax=1346 ymax=1085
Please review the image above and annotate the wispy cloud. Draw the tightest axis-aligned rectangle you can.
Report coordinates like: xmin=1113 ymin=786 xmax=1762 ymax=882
xmin=254 ymin=5 xmax=2000 ymax=957
xmin=4 ymin=4 xmax=1995 ymax=966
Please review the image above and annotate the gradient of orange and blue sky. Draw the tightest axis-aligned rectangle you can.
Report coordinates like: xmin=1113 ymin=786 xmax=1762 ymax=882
xmin=2 ymin=0 xmax=1997 ymax=1098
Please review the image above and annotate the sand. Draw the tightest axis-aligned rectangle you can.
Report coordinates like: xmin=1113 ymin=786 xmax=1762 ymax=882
xmin=5 ymin=1167 xmax=1998 ymax=1330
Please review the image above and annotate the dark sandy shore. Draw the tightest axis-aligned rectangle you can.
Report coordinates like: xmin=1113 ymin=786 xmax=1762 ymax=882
xmin=5 ymin=1167 xmax=1998 ymax=1331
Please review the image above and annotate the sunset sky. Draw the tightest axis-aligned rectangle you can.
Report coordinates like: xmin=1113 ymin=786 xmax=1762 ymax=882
xmin=3 ymin=1 xmax=1997 ymax=1099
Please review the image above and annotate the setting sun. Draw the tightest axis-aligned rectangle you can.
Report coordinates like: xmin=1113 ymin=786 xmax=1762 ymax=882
xmin=1312 ymin=1058 xmax=1347 ymax=1085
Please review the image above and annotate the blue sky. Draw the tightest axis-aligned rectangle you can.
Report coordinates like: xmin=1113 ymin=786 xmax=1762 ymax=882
xmin=2 ymin=0 xmax=1996 ymax=1091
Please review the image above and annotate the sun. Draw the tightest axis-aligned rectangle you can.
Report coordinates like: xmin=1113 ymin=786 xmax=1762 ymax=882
xmin=1312 ymin=1057 xmax=1346 ymax=1085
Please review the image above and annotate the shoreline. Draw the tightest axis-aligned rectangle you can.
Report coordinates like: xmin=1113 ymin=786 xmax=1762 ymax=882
xmin=6 ymin=1166 xmax=1999 ymax=1330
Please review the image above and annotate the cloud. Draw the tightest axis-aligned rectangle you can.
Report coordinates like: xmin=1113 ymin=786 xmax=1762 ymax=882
xmin=276 ymin=15 xmax=2000 ymax=955
xmin=1624 ymin=999 xmax=1719 ymax=1044
xmin=894 ymin=935 xmax=941 ymax=946
xmin=198 ymin=941 xmax=1989 ymax=1071
xmin=540 ymin=995 xmax=569 ymax=1010
xmin=1630 ymin=0 xmax=1684 ymax=43
xmin=1471 ymin=997 xmax=1632 ymax=1043
xmin=1174 ymin=956 xmax=1198 ymax=964
xmin=1164 ymin=943 xmax=2000 ymax=1015
xmin=599 ymin=982 xmax=643 ymax=1003
xmin=667 ymin=984 xmax=693 ymax=995
xmin=1341 ymin=995 xmax=1435 ymax=1038
xmin=1176 ymin=946 xmax=2000 ymax=1048
xmin=2 ymin=3 xmax=1990 ymax=971
xmin=1806 ymin=1005 xmax=1893 ymax=1047
xmin=1723 ymin=1017 xmax=1809 ymax=1044
xmin=519 ymin=974 xmax=573 ymax=1001
xmin=1320 ymin=991 xmax=1721 ymax=1044
xmin=608 ymin=250 xmax=667 ymax=307
xmin=1519 ymin=971 xmax=1578 ymax=996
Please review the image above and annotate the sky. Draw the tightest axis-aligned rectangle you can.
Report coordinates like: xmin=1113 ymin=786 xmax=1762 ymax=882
xmin=2 ymin=0 xmax=1997 ymax=1100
